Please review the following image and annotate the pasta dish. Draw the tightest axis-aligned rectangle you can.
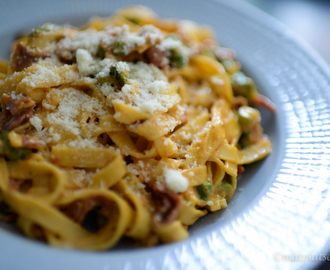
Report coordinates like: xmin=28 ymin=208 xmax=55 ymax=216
xmin=0 ymin=6 xmax=275 ymax=250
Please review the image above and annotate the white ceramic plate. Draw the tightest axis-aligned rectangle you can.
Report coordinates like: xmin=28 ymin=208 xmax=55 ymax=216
xmin=1 ymin=0 xmax=330 ymax=269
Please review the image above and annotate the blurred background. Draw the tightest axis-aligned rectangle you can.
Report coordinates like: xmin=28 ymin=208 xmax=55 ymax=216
xmin=244 ymin=0 xmax=330 ymax=67
xmin=244 ymin=1 xmax=330 ymax=269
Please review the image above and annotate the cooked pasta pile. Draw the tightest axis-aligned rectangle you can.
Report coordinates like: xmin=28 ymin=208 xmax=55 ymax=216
xmin=0 ymin=6 xmax=275 ymax=250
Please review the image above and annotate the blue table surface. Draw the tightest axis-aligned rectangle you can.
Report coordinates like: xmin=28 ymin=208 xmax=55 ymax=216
xmin=244 ymin=0 xmax=330 ymax=66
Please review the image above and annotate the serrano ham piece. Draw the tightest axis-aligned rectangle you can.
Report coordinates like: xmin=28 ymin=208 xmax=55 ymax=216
xmin=11 ymin=42 xmax=49 ymax=71
xmin=0 ymin=94 xmax=35 ymax=132
xmin=151 ymin=184 xmax=182 ymax=224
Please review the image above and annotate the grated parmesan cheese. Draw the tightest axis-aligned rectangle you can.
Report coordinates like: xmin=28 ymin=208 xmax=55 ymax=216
xmin=69 ymin=169 xmax=95 ymax=188
xmin=76 ymin=49 xmax=98 ymax=76
xmin=116 ymin=61 xmax=130 ymax=74
xmin=101 ymin=24 xmax=162 ymax=55
xmin=53 ymin=25 xmax=181 ymax=115
xmin=148 ymin=80 xmax=167 ymax=94
xmin=164 ymin=168 xmax=189 ymax=193
xmin=109 ymin=62 xmax=180 ymax=114
xmin=160 ymin=36 xmax=191 ymax=60
xmin=67 ymin=137 xmax=101 ymax=149
xmin=38 ymin=56 xmax=63 ymax=67
xmin=21 ymin=64 xmax=79 ymax=87
xmin=126 ymin=164 xmax=139 ymax=176
xmin=22 ymin=65 xmax=60 ymax=86
xmin=23 ymin=21 xmax=186 ymax=152
xmin=138 ymin=24 xmax=163 ymax=43
xmin=58 ymin=29 xmax=106 ymax=55
xmin=43 ymin=87 xmax=107 ymax=141
xmin=137 ymin=182 xmax=146 ymax=189
xmin=58 ymin=24 xmax=163 ymax=59
xmin=52 ymin=133 xmax=61 ymax=142
xmin=30 ymin=116 xmax=43 ymax=132
xmin=9 ymin=91 xmax=24 ymax=100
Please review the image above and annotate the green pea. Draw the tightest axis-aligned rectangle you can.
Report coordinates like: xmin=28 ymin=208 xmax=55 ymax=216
xmin=109 ymin=65 xmax=129 ymax=87
xmin=0 ymin=131 xmax=32 ymax=161
xmin=231 ymin=71 xmax=258 ymax=99
xmin=169 ymin=49 xmax=186 ymax=69
xmin=238 ymin=106 xmax=261 ymax=131
xmin=96 ymin=45 xmax=106 ymax=59
xmin=113 ymin=41 xmax=127 ymax=56
xmin=217 ymin=182 xmax=233 ymax=201
xmin=196 ymin=183 xmax=213 ymax=201
xmin=95 ymin=75 xmax=110 ymax=85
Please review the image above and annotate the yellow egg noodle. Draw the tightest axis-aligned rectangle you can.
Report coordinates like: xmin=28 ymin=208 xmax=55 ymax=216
xmin=0 ymin=6 xmax=275 ymax=250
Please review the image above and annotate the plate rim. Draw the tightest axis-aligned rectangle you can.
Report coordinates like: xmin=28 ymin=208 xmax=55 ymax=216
xmin=0 ymin=0 xmax=330 ymax=269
